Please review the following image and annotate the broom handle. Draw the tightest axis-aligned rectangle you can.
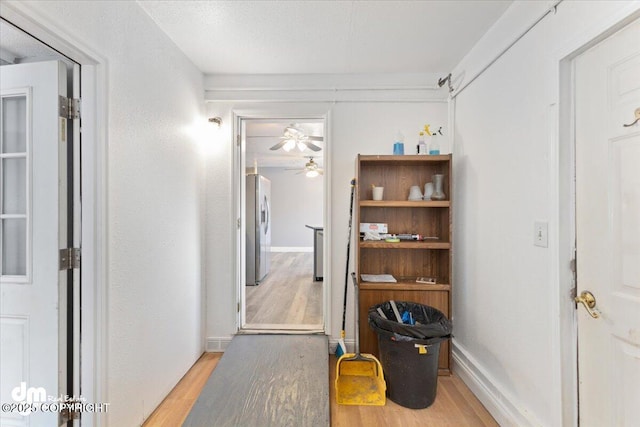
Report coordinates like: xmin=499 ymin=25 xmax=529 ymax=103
xmin=341 ymin=179 xmax=356 ymax=334
xmin=351 ymin=272 xmax=360 ymax=355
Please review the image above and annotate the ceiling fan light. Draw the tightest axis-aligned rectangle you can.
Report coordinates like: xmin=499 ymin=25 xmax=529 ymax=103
xmin=306 ymin=170 xmax=319 ymax=178
xmin=283 ymin=139 xmax=296 ymax=152
xmin=297 ymin=141 xmax=307 ymax=151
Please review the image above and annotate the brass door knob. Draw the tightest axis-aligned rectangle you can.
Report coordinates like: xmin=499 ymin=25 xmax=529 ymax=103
xmin=575 ymin=290 xmax=600 ymax=319
xmin=622 ymin=107 xmax=640 ymax=127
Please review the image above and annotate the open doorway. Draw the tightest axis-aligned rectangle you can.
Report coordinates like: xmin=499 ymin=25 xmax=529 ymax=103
xmin=0 ymin=17 xmax=80 ymax=426
xmin=238 ymin=117 xmax=327 ymax=332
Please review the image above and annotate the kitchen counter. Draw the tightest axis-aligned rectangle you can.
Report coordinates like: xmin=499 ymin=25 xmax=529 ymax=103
xmin=305 ymin=225 xmax=323 ymax=281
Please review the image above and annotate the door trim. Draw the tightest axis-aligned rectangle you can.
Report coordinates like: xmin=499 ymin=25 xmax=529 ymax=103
xmin=232 ymin=108 xmax=331 ymax=335
xmin=0 ymin=2 xmax=109 ymax=425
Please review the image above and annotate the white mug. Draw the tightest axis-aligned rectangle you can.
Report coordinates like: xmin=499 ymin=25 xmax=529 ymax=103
xmin=372 ymin=187 xmax=384 ymax=200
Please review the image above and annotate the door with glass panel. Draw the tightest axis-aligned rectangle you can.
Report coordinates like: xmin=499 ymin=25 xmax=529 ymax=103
xmin=1 ymin=60 xmax=68 ymax=426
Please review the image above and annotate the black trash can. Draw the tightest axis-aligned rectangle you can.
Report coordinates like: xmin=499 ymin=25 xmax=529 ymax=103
xmin=368 ymin=301 xmax=452 ymax=409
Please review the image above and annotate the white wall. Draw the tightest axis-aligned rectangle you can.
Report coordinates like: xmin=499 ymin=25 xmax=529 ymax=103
xmin=203 ymin=74 xmax=449 ymax=349
xmin=4 ymin=1 xmax=207 ymax=425
xmin=449 ymin=1 xmax=640 ymax=426
xmin=259 ymin=167 xmax=323 ymax=249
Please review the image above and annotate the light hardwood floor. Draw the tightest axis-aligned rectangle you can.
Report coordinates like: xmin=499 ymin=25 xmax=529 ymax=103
xmin=245 ymin=252 xmax=323 ymax=325
xmin=142 ymin=353 xmax=221 ymax=426
xmin=329 ymin=355 xmax=498 ymax=427
xmin=143 ymin=352 xmax=498 ymax=426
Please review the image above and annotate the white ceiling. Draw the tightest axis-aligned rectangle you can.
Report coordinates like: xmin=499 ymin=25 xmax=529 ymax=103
xmin=2 ymin=2 xmax=513 ymax=169
xmin=138 ymin=0 xmax=513 ymax=75
xmin=0 ymin=19 xmax=64 ymax=64
xmin=137 ymin=0 xmax=512 ymax=169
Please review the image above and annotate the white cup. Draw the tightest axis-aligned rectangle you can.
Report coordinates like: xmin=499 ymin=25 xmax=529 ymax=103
xmin=408 ymin=185 xmax=423 ymax=200
xmin=424 ymin=182 xmax=434 ymax=200
xmin=372 ymin=187 xmax=384 ymax=201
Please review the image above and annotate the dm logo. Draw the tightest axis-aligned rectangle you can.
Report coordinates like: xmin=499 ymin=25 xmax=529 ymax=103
xmin=11 ymin=382 xmax=46 ymax=415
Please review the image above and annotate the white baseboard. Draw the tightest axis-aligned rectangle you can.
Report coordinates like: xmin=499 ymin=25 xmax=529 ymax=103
xmin=205 ymin=337 xmax=233 ymax=352
xmin=270 ymin=247 xmax=313 ymax=253
xmin=452 ymin=340 xmax=541 ymax=427
xmin=329 ymin=337 xmax=355 ymax=354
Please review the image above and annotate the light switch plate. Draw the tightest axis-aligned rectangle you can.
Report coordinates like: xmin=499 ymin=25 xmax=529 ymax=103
xmin=534 ymin=221 xmax=548 ymax=247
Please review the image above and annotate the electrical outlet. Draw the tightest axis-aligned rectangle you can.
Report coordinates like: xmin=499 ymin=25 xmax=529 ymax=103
xmin=534 ymin=221 xmax=548 ymax=247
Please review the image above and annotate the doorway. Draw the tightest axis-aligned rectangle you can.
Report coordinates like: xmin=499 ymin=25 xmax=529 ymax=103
xmin=555 ymin=12 xmax=640 ymax=426
xmin=0 ymin=6 xmax=106 ymax=423
xmin=236 ymin=115 xmax=328 ymax=333
xmin=572 ymin=17 xmax=640 ymax=426
xmin=0 ymin=18 xmax=80 ymax=426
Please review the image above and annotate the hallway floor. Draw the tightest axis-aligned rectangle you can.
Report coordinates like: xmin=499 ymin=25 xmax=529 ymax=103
xmin=246 ymin=252 xmax=323 ymax=326
xmin=143 ymin=351 xmax=498 ymax=426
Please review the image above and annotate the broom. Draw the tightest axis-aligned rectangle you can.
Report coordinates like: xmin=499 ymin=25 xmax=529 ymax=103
xmin=336 ymin=179 xmax=356 ymax=357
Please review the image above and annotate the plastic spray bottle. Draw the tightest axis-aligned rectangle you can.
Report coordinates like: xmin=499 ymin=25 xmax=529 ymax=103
xmin=429 ymin=126 xmax=443 ymax=155
xmin=417 ymin=131 xmax=426 ymax=154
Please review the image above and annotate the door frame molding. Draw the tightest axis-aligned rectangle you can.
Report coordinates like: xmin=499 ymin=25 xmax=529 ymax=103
xmin=0 ymin=2 xmax=109 ymax=425
xmin=232 ymin=107 xmax=331 ymax=335
xmin=556 ymin=7 xmax=640 ymax=427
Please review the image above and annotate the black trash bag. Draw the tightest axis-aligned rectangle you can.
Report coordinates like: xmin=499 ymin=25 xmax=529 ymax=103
xmin=368 ymin=301 xmax=452 ymax=340
xmin=368 ymin=301 xmax=452 ymax=409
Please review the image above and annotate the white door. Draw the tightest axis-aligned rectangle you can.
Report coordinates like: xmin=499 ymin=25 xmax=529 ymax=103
xmin=575 ymin=19 xmax=640 ymax=426
xmin=1 ymin=60 xmax=68 ymax=426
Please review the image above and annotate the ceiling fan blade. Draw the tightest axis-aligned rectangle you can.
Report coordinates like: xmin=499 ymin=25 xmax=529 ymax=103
xmin=307 ymin=135 xmax=323 ymax=141
xmin=270 ymin=140 xmax=288 ymax=150
xmin=303 ymin=141 xmax=322 ymax=151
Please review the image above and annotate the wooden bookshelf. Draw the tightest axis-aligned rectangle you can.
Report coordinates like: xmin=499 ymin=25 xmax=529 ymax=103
xmin=355 ymin=154 xmax=452 ymax=374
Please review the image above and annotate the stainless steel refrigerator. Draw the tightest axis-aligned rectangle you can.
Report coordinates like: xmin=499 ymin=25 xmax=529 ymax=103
xmin=246 ymin=174 xmax=271 ymax=285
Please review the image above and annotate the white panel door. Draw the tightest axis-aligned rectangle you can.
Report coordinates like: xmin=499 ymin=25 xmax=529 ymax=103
xmin=575 ymin=19 xmax=640 ymax=427
xmin=1 ymin=60 xmax=67 ymax=426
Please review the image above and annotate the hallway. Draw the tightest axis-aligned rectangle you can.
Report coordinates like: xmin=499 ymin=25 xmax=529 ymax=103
xmin=3 ymin=2 xmax=638 ymax=425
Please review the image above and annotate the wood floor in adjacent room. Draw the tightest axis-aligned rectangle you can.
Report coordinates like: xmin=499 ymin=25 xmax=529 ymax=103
xmin=245 ymin=252 xmax=323 ymax=325
xmin=143 ymin=352 xmax=498 ymax=426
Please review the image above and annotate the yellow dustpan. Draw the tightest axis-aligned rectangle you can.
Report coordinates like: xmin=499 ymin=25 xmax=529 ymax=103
xmin=335 ymin=274 xmax=386 ymax=406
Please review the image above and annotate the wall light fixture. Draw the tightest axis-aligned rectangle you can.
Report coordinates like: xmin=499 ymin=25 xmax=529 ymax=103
xmin=208 ymin=116 xmax=222 ymax=128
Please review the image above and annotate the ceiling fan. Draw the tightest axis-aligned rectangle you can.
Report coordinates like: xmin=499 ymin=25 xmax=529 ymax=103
xmin=269 ymin=124 xmax=323 ymax=152
xmin=286 ymin=157 xmax=324 ymax=178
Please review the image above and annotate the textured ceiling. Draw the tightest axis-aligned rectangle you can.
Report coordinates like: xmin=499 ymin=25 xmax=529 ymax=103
xmin=136 ymin=0 xmax=512 ymax=169
xmin=2 ymin=2 xmax=513 ymax=169
xmin=138 ymin=0 xmax=512 ymax=75
xmin=0 ymin=19 xmax=63 ymax=64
